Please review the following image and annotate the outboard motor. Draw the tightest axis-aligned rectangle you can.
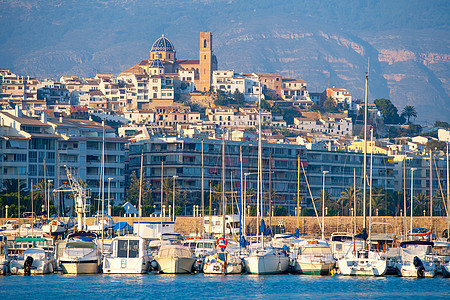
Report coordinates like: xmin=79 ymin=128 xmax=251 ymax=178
xmin=24 ymin=256 xmax=34 ymax=276
xmin=413 ymin=256 xmax=425 ymax=278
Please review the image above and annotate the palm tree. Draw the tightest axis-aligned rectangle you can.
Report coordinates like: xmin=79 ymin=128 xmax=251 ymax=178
xmin=401 ymin=105 xmax=417 ymax=124
xmin=371 ymin=186 xmax=386 ymax=216
xmin=338 ymin=185 xmax=360 ymax=216
xmin=414 ymin=192 xmax=428 ymax=215
xmin=162 ymin=177 xmax=174 ymax=207
xmin=33 ymin=180 xmax=48 ymax=211
xmin=314 ymin=190 xmax=335 ymax=216
xmin=246 ymin=187 xmax=256 ymax=205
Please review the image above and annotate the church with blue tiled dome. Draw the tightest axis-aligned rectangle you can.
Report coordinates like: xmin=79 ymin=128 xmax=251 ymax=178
xmin=121 ymin=32 xmax=218 ymax=92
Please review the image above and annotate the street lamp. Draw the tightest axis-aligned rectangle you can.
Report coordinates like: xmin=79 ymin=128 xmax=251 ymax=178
xmin=322 ymin=170 xmax=329 ymax=240
xmin=47 ymin=180 xmax=53 ymax=219
xmin=410 ymin=167 xmax=417 ymax=238
xmin=172 ymin=176 xmax=178 ymax=222
xmin=107 ymin=177 xmax=113 ymax=216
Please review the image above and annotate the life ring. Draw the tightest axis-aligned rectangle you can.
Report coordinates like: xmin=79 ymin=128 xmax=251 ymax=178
xmin=216 ymin=237 xmax=228 ymax=248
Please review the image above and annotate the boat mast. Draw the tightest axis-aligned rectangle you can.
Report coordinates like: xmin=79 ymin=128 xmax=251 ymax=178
xmin=257 ymin=83 xmax=262 ymax=245
xmin=239 ymin=145 xmax=243 ymax=243
xmin=101 ymin=121 xmax=105 ymax=250
xmin=138 ymin=151 xmax=144 ymax=236
xmin=447 ymin=141 xmax=449 ymax=240
xmin=201 ymin=139 xmax=204 ymax=238
xmin=209 ymin=180 xmax=212 ymax=237
xmin=222 ymin=132 xmax=226 ymax=237
xmin=429 ymin=150 xmax=433 ymax=240
xmin=403 ymin=157 xmax=407 ymax=235
xmin=269 ymin=154 xmax=272 ymax=233
xmin=369 ymin=128 xmax=373 ymax=246
xmin=160 ymin=161 xmax=164 ymax=241
xmin=297 ymin=155 xmax=300 ymax=230
xmin=354 ymin=168 xmax=357 ymax=236
xmin=363 ymin=71 xmax=368 ymax=245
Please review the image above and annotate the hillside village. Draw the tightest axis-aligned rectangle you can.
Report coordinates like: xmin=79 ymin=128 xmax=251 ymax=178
xmin=0 ymin=32 xmax=449 ymax=218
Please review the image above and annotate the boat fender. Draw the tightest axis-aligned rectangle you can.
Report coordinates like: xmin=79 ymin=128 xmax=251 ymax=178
xmin=413 ymin=256 xmax=425 ymax=278
xmin=24 ymin=256 xmax=34 ymax=276
xmin=150 ymin=260 xmax=158 ymax=269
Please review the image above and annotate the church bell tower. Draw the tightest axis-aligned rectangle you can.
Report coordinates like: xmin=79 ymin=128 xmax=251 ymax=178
xmin=199 ymin=32 xmax=212 ymax=92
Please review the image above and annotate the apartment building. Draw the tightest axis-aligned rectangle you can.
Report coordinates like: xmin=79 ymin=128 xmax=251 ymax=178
xmin=0 ymin=110 xmax=126 ymax=213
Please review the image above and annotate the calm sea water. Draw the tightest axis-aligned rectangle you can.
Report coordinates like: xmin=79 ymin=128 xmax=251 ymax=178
xmin=1 ymin=273 xmax=450 ymax=299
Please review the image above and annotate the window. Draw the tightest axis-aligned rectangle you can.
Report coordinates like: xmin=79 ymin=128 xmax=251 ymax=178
xmin=118 ymin=240 xmax=128 ymax=258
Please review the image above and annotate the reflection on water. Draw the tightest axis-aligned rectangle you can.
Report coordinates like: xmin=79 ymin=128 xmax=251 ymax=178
xmin=1 ymin=273 xmax=450 ymax=299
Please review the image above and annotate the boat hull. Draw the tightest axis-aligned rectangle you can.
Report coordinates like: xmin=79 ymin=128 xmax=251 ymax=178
xmin=296 ymin=261 xmax=334 ymax=275
xmin=244 ymin=255 xmax=289 ymax=275
xmin=156 ymin=257 xmax=195 ymax=274
xmin=442 ymin=264 xmax=450 ymax=278
xmin=60 ymin=260 xmax=99 ymax=274
xmin=203 ymin=262 xmax=243 ymax=274
xmin=338 ymin=258 xmax=387 ymax=276
xmin=103 ymin=257 xmax=150 ymax=274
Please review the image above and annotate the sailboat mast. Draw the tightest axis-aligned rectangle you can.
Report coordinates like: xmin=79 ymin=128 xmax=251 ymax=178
xmin=201 ymin=139 xmax=204 ymax=238
xmin=363 ymin=72 xmax=368 ymax=234
xmin=447 ymin=141 xmax=449 ymax=239
xmin=160 ymin=161 xmax=164 ymax=241
xmin=239 ymin=145 xmax=243 ymax=242
xmin=209 ymin=180 xmax=212 ymax=237
xmin=101 ymin=121 xmax=105 ymax=250
xmin=369 ymin=129 xmax=373 ymax=245
xmin=353 ymin=168 xmax=356 ymax=236
xmin=403 ymin=158 xmax=407 ymax=235
xmin=222 ymin=132 xmax=226 ymax=237
xmin=257 ymin=83 xmax=262 ymax=242
xmin=138 ymin=151 xmax=144 ymax=235
xmin=297 ymin=155 xmax=300 ymax=229
xmin=430 ymin=150 xmax=433 ymax=238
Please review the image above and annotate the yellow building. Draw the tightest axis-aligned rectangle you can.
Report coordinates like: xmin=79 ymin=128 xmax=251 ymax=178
xmin=348 ymin=140 xmax=389 ymax=155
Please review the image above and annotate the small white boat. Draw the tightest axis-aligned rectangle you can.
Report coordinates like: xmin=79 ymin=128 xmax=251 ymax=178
xmin=86 ymin=214 xmax=115 ymax=233
xmin=154 ymin=245 xmax=196 ymax=274
xmin=337 ymin=248 xmax=387 ymax=276
xmin=292 ymin=239 xmax=335 ymax=275
xmin=10 ymin=247 xmax=55 ymax=275
xmin=57 ymin=232 xmax=101 ymax=275
xmin=203 ymin=250 xmax=243 ymax=274
xmin=42 ymin=219 xmax=66 ymax=236
xmin=398 ymin=241 xmax=436 ymax=278
xmin=103 ymin=235 xmax=151 ymax=274
xmin=0 ymin=236 xmax=9 ymax=275
xmin=244 ymin=247 xmax=290 ymax=275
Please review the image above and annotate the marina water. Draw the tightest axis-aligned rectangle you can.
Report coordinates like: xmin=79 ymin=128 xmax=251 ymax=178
xmin=2 ymin=273 xmax=450 ymax=299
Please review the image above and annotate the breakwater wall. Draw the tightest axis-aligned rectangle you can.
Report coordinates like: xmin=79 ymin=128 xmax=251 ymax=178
xmin=1 ymin=216 xmax=448 ymax=237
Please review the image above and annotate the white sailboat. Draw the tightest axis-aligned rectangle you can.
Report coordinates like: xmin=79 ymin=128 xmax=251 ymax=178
xmin=337 ymin=72 xmax=387 ymax=277
xmin=244 ymin=85 xmax=290 ymax=275
xmin=203 ymin=248 xmax=243 ymax=274
xmin=103 ymin=235 xmax=151 ymax=274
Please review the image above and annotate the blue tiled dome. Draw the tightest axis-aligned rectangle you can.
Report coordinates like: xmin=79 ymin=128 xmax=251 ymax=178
xmin=151 ymin=34 xmax=175 ymax=52
xmin=150 ymin=58 xmax=164 ymax=68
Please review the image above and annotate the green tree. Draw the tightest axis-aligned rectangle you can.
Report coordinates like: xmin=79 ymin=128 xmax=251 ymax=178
xmin=271 ymin=104 xmax=283 ymax=115
xmin=259 ymin=99 xmax=271 ymax=110
xmin=314 ymin=190 xmax=335 ymax=216
xmin=434 ymin=120 xmax=450 ymax=129
xmin=426 ymin=140 xmax=447 ymax=151
xmin=374 ymin=98 xmax=405 ymax=124
xmin=401 ymin=105 xmax=417 ymax=124
xmin=125 ymin=171 xmax=152 ymax=214
xmin=407 ymin=123 xmax=422 ymax=136
xmin=339 ymin=185 xmax=361 ymax=216
xmin=232 ymin=90 xmax=245 ymax=105
xmin=413 ymin=192 xmax=428 ymax=215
